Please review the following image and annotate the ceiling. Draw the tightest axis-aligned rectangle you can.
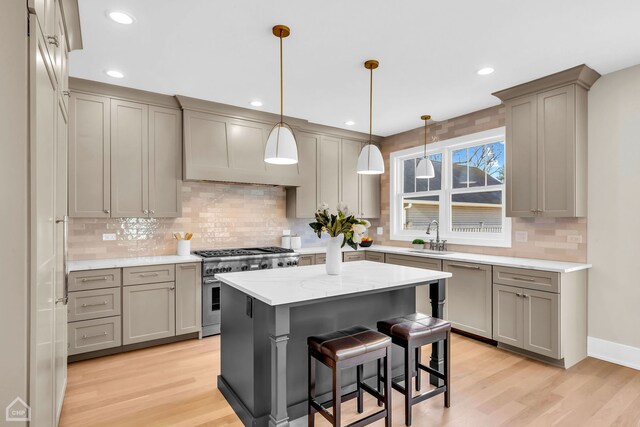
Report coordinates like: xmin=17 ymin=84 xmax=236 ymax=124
xmin=70 ymin=0 xmax=640 ymax=136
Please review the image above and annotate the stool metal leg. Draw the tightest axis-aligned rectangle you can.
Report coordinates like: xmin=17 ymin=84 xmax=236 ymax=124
xmin=308 ymin=350 xmax=316 ymax=427
xmin=356 ymin=364 xmax=364 ymax=414
xmin=415 ymin=346 xmax=421 ymax=392
xmin=332 ymin=364 xmax=341 ymax=427
xmin=444 ymin=331 xmax=451 ymax=408
xmin=377 ymin=358 xmax=383 ymax=407
xmin=384 ymin=348 xmax=392 ymax=427
xmin=405 ymin=344 xmax=413 ymax=426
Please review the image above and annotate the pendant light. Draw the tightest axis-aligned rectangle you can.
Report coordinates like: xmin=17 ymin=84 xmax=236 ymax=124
xmin=357 ymin=60 xmax=384 ymax=175
xmin=264 ymin=25 xmax=298 ymax=165
xmin=416 ymin=115 xmax=435 ymax=179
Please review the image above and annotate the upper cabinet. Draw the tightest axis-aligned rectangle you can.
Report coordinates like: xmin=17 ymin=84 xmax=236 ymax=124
xmin=493 ymin=64 xmax=599 ymax=218
xmin=286 ymin=132 xmax=319 ymax=218
xmin=68 ymin=81 xmax=183 ymax=218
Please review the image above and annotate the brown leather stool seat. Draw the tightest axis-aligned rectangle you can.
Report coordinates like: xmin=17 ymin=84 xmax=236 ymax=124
xmin=377 ymin=313 xmax=451 ymax=426
xmin=308 ymin=326 xmax=392 ymax=427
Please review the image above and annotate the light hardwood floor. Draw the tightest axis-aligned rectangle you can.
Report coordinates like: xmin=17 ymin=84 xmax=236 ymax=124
xmin=59 ymin=334 xmax=640 ymax=427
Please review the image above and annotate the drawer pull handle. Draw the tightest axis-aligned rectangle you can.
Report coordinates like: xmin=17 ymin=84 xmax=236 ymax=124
xmin=523 ymin=294 xmax=530 ymax=298
xmin=513 ymin=276 xmax=535 ymax=282
xmin=81 ymin=332 xmax=107 ymax=340
xmin=516 ymin=293 xmax=523 ymax=297
xmin=139 ymin=272 xmax=160 ymax=277
xmin=81 ymin=301 xmax=108 ymax=308
xmin=81 ymin=276 xmax=108 ymax=282
xmin=450 ymin=263 xmax=481 ymax=270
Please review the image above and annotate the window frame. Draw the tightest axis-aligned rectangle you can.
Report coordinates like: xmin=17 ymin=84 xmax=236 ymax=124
xmin=389 ymin=127 xmax=511 ymax=247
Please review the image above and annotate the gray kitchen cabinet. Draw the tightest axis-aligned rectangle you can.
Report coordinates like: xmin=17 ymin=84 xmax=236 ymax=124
xmin=343 ymin=251 xmax=366 ymax=262
xmin=443 ymin=261 xmax=492 ymax=339
xmin=298 ymin=254 xmax=316 ymax=266
xmin=286 ymin=132 xmax=319 ymax=218
xmin=67 ymin=287 xmax=121 ymax=323
xmin=360 ymin=170 xmax=381 ymax=218
xmin=494 ymin=65 xmax=599 ymax=218
xmin=341 ymin=139 xmax=361 ymax=211
xmin=182 ymin=110 xmax=228 ymax=179
xmin=123 ymin=281 xmax=176 ymax=345
xmin=492 ymin=284 xmax=523 ymax=348
xmin=68 ymin=316 xmax=122 ymax=356
xmin=364 ymin=251 xmax=385 ymax=263
xmin=110 ymin=99 xmax=149 ymax=217
xmin=123 ymin=264 xmax=175 ymax=286
xmin=175 ymin=263 xmax=201 ymax=336
xmin=68 ymin=268 xmax=121 ymax=292
xmin=316 ymin=253 xmax=327 ymax=264
xmin=318 ymin=136 xmax=341 ymax=209
xmin=149 ymin=106 xmax=182 ymax=217
xmin=523 ymin=288 xmax=560 ymax=359
xmin=33 ymin=0 xmax=56 ymax=43
xmin=385 ymin=253 xmax=442 ymax=316
xmin=68 ymin=92 xmax=111 ymax=217
xmin=492 ymin=284 xmax=560 ymax=360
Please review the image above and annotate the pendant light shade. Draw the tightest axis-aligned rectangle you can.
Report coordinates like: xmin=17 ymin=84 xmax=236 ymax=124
xmin=264 ymin=25 xmax=298 ymax=165
xmin=357 ymin=60 xmax=384 ymax=175
xmin=264 ymin=123 xmax=298 ymax=164
xmin=416 ymin=114 xmax=435 ymax=179
xmin=357 ymin=144 xmax=385 ymax=174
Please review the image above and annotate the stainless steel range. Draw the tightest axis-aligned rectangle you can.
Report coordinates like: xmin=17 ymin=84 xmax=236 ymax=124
xmin=193 ymin=247 xmax=300 ymax=336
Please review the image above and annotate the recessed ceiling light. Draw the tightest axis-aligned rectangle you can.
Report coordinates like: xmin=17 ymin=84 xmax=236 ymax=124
xmin=477 ymin=67 xmax=495 ymax=76
xmin=105 ymin=70 xmax=125 ymax=79
xmin=345 ymin=121 xmax=355 ymax=126
xmin=250 ymin=100 xmax=263 ymax=107
xmin=108 ymin=11 xmax=135 ymax=25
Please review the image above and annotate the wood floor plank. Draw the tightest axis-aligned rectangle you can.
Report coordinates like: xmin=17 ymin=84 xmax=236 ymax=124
xmin=59 ymin=333 xmax=640 ymax=426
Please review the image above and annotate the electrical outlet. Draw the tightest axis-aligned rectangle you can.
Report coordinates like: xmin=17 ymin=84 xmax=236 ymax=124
xmin=376 ymin=227 xmax=383 ymax=235
xmin=567 ymin=235 xmax=583 ymax=243
xmin=102 ymin=233 xmax=116 ymax=241
xmin=515 ymin=231 xmax=528 ymax=243
xmin=282 ymin=229 xmax=291 ymax=236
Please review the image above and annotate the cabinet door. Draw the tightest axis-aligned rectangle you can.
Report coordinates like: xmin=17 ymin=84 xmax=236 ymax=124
xmin=523 ymin=289 xmax=560 ymax=359
xmin=123 ymin=282 xmax=176 ymax=345
xmin=444 ymin=261 xmax=492 ymax=338
xmin=51 ymin=0 xmax=65 ymax=86
xmin=286 ymin=132 xmax=319 ymax=218
xmin=493 ymin=284 xmax=524 ymax=348
xmin=385 ymin=254 xmax=442 ymax=316
xmin=33 ymin=0 xmax=56 ymax=42
xmin=183 ymin=110 xmax=229 ymax=180
xmin=340 ymin=139 xmax=361 ymax=211
xmin=318 ymin=136 xmax=341 ymax=210
xmin=68 ymin=92 xmax=111 ymax=217
xmin=364 ymin=251 xmax=385 ymax=263
xmin=343 ymin=251 xmax=366 ymax=262
xmin=360 ymin=172 xmax=381 ymax=218
xmin=298 ymin=254 xmax=316 ymax=266
xmin=175 ymin=263 xmax=201 ymax=335
xmin=505 ymin=94 xmax=537 ymax=217
xmin=149 ymin=106 xmax=182 ymax=217
xmin=111 ymin=99 xmax=149 ymax=217
xmin=537 ymin=85 xmax=576 ymax=217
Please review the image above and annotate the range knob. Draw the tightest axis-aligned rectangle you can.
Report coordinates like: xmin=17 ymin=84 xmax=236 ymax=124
xmin=241 ymin=265 xmax=249 ymax=271
xmin=260 ymin=263 xmax=269 ymax=269
xmin=277 ymin=261 xmax=284 ymax=267
xmin=205 ymin=268 xmax=213 ymax=275
xmin=213 ymin=268 xmax=220 ymax=274
xmin=292 ymin=260 xmax=298 ymax=266
xmin=226 ymin=266 xmax=233 ymax=272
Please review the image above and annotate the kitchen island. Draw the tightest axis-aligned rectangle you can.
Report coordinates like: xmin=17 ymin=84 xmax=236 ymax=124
xmin=216 ymin=260 xmax=451 ymax=426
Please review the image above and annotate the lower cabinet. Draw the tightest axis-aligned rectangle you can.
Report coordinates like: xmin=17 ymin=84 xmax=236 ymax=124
xmin=364 ymin=251 xmax=385 ymax=263
xmin=316 ymin=253 xmax=327 ymax=264
xmin=343 ymin=251 xmax=366 ymax=262
xmin=176 ymin=263 xmax=202 ymax=335
xmin=443 ymin=261 xmax=492 ymax=339
xmin=298 ymin=254 xmax=316 ymax=266
xmin=385 ymin=253 xmax=443 ymax=316
xmin=493 ymin=284 xmax=560 ymax=359
xmin=68 ymin=316 xmax=122 ymax=356
xmin=123 ymin=282 xmax=176 ymax=345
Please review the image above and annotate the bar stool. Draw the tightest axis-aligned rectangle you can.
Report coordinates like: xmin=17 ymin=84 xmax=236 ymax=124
xmin=308 ymin=325 xmax=392 ymax=427
xmin=377 ymin=313 xmax=451 ymax=426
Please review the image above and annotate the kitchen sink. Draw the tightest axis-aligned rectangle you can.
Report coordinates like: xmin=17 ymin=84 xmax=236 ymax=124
xmin=407 ymin=249 xmax=454 ymax=255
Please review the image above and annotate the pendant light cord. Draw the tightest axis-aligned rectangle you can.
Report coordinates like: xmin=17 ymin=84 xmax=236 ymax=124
xmin=424 ymin=120 xmax=427 ymax=158
xmin=279 ymin=31 xmax=284 ymax=124
xmin=368 ymin=66 xmax=373 ymax=166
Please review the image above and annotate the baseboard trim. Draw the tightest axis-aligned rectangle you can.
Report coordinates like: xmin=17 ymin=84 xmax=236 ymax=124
xmin=588 ymin=336 xmax=640 ymax=371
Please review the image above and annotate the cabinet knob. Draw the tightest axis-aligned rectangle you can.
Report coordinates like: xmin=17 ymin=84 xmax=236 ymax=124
xmin=47 ymin=35 xmax=59 ymax=47
xmin=143 ymin=209 xmax=149 ymax=214
xmin=516 ymin=293 xmax=522 ymax=297
xmin=149 ymin=210 xmax=155 ymax=215
xmin=62 ymin=90 xmax=71 ymax=97
xmin=104 ymin=209 xmax=110 ymax=214
xmin=169 ymin=287 xmax=175 ymax=291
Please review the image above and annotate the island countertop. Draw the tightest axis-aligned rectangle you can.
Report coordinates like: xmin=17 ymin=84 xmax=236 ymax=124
xmin=216 ymin=260 xmax=452 ymax=306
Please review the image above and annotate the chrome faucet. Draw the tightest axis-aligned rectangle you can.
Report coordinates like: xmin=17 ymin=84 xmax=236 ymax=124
xmin=426 ymin=220 xmax=447 ymax=251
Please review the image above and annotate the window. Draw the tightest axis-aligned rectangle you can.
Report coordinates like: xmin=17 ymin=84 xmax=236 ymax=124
xmin=390 ymin=127 xmax=511 ymax=247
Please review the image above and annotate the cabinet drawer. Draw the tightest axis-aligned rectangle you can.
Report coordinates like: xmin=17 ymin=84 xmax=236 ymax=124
xmin=68 ymin=288 xmax=121 ymax=322
xmin=68 ymin=268 xmax=121 ymax=292
xmin=298 ymin=254 xmax=316 ymax=266
xmin=365 ymin=251 xmax=385 ymax=263
xmin=343 ymin=251 xmax=366 ymax=262
xmin=316 ymin=253 xmax=327 ymax=264
xmin=68 ymin=316 xmax=122 ymax=355
xmin=385 ymin=253 xmax=442 ymax=271
xmin=123 ymin=264 xmax=175 ymax=286
xmin=493 ymin=266 xmax=559 ymax=293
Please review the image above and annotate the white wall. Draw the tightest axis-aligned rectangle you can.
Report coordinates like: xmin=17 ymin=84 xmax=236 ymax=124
xmin=0 ymin=1 xmax=29 ymax=425
xmin=588 ymin=64 xmax=640 ymax=367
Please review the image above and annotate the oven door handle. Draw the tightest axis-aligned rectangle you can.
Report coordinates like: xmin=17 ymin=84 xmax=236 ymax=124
xmin=203 ymin=278 xmax=221 ymax=286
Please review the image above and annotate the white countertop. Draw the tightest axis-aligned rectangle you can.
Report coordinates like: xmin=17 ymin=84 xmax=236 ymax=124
xmin=296 ymin=244 xmax=591 ymax=273
xmin=217 ymin=260 xmax=451 ymax=306
xmin=67 ymin=255 xmax=202 ymax=272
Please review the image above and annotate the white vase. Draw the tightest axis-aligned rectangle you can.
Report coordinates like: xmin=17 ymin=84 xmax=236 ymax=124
xmin=325 ymin=235 xmax=344 ymax=275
